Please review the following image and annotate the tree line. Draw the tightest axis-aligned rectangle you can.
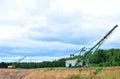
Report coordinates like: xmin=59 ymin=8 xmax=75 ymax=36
xmin=0 ymin=48 xmax=120 ymax=68
xmin=89 ymin=48 xmax=120 ymax=66
xmin=0 ymin=58 xmax=65 ymax=68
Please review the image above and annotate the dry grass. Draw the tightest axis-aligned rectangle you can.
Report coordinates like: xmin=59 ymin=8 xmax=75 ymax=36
xmin=23 ymin=69 xmax=79 ymax=79
xmin=0 ymin=67 xmax=120 ymax=79
xmin=94 ymin=67 xmax=120 ymax=79
xmin=0 ymin=69 xmax=30 ymax=79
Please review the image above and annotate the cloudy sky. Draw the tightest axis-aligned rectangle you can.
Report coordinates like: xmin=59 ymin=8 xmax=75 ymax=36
xmin=0 ymin=0 xmax=120 ymax=62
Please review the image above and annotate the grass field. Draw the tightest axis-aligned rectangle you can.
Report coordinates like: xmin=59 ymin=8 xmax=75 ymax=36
xmin=0 ymin=67 xmax=120 ymax=79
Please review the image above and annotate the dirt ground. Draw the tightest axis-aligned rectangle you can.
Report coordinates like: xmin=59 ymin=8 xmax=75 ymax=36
xmin=0 ymin=69 xmax=31 ymax=79
xmin=0 ymin=67 xmax=120 ymax=79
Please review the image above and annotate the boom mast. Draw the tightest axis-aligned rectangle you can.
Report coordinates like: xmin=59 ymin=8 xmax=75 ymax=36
xmin=87 ymin=25 xmax=118 ymax=53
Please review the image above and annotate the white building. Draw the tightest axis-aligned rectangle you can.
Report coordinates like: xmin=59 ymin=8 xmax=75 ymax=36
xmin=65 ymin=59 xmax=88 ymax=67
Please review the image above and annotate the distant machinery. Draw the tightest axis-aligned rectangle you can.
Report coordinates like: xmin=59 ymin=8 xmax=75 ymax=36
xmin=66 ymin=25 xmax=118 ymax=67
xmin=7 ymin=56 xmax=26 ymax=69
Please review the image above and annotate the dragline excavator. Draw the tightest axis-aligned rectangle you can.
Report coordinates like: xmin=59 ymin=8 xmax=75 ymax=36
xmin=67 ymin=25 xmax=118 ymax=67
xmin=7 ymin=56 xmax=26 ymax=69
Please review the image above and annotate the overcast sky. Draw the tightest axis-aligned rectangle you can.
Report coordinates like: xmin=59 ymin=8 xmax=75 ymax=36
xmin=0 ymin=0 xmax=120 ymax=62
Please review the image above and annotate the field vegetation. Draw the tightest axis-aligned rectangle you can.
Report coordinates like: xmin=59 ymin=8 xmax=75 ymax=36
xmin=0 ymin=67 xmax=120 ymax=79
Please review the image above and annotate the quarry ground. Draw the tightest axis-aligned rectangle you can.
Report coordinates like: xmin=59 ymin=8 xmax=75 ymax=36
xmin=0 ymin=67 xmax=120 ymax=79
